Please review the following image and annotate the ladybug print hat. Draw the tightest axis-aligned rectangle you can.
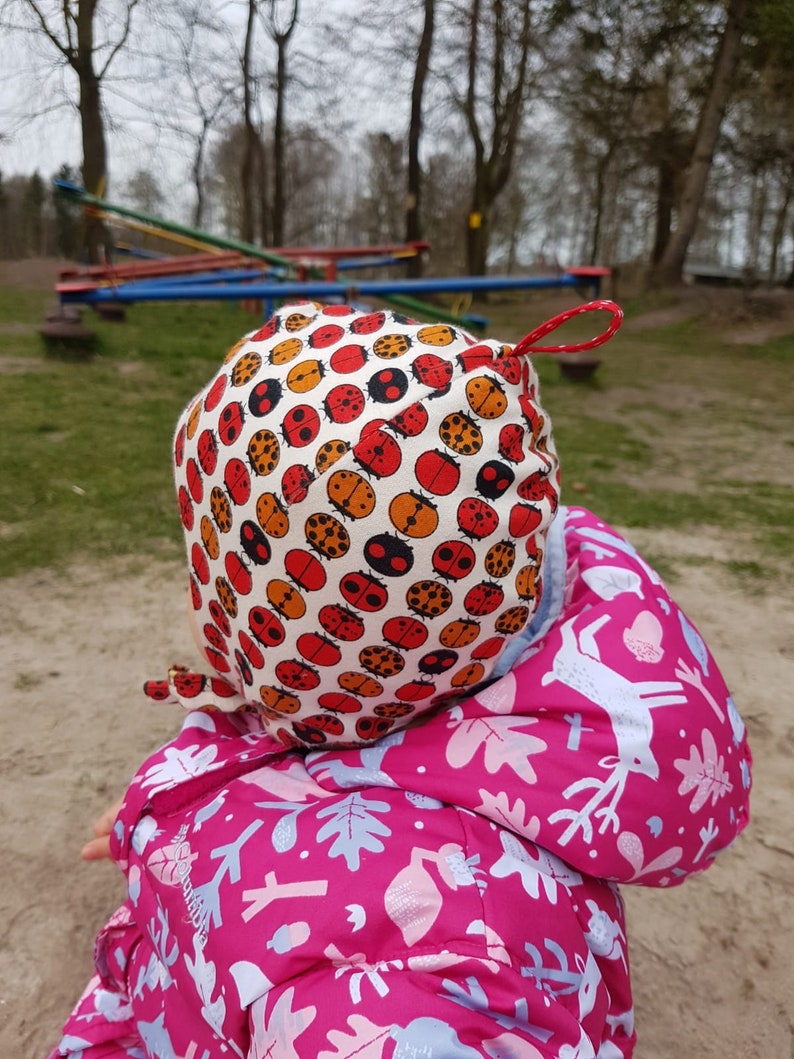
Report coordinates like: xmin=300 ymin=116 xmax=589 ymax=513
xmin=168 ymin=299 xmax=622 ymax=747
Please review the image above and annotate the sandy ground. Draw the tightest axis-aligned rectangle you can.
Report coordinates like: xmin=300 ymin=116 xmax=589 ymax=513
xmin=1 ymin=261 xmax=792 ymax=1055
xmin=0 ymin=535 xmax=792 ymax=1058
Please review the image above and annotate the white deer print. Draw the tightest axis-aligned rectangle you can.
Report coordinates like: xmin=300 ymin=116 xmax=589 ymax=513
xmin=543 ymin=614 xmax=685 ymax=845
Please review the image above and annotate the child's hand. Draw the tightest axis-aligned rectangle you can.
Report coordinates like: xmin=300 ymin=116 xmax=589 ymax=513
xmin=81 ymin=796 xmax=124 ymax=861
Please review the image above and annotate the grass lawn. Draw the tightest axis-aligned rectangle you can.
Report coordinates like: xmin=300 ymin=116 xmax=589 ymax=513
xmin=1 ymin=278 xmax=791 ymax=585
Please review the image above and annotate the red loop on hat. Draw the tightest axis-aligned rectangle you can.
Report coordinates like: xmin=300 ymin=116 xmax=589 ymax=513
xmin=511 ymin=299 xmax=623 ymax=357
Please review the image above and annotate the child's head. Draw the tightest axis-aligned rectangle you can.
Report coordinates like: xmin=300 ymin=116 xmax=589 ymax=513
xmin=174 ymin=302 xmax=559 ymax=747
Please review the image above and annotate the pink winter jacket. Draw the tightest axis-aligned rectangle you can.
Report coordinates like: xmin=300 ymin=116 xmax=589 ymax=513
xmin=52 ymin=506 xmax=751 ymax=1059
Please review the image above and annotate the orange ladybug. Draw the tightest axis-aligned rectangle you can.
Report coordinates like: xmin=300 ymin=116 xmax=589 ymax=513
xmin=439 ymin=411 xmax=483 ymax=456
xmin=373 ymin=332 xmax=411 ymax=358
xmin=223 ymin=335 xmax=248 ymax=363
xmin=465 ymin=375 xmax=508 ymax=420
xmin=259 ymin=685 xmax=301 ymax=715
xmin=186 ymin=400 xmax=202 ymax=439
xmin=338 ymin=671 xmax=383 ymax=698
xmin=304 ymin=512 xmax=350 ymax=559
xmin=231 ymin=350 xmax=262 ymax=387
xmin=417 ymin=323 xmax=456 ymax=346
xmin=247 ymin=429 xmax=281 ymax=476
xmin=210 ymin=487 xmax=233 ymax=533
xmin=200 ymin=515 xmax=220 ymax=560
xmin=494 ymin=605 xmax=530 ymax=635
xmin=215 ymin=575 xmax=238 ymax=618
xmin=484 ymin=540 xmax=516 ymax=578
xmin=515 ymin=562 xmax=541 ymax=600
xmin=389 ymin=491 xmax=438 ymax=538
xmin=266 ymin=578 xmax=306 ymax=620
xmin=406 ymin=579 xmax=453 ymax=618
xmin=439 ymin=618 xmax=480 ymax=648
xmin=269 ymin=336 xmax=303 ymax=364
xmin=256 ymin=492 xmax=290 ymax=538
xmin=315 ymin=439 xmax=350 ymax=474
xmin=327 ymin=469 xmax=377 ymax=520
xmin=374 ymin=701 xmax=415 ymax=718
xmin=284 ymin=312 xmax=313 ymax=333
xmin=359 ymin=644 xmax=405 ymax=678
xmin=450 ymin=661 xmax=486 ymax=688
xmin=286 ymin=359 xmax=325 ymax=393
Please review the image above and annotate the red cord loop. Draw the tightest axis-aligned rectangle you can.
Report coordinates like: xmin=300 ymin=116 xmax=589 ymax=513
xmin=511 ymin=299 xmax=623 ymax=357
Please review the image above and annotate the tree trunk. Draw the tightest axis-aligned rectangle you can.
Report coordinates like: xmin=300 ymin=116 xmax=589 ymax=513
xmin=241 ymin=0 xmax=259 ymax=244
xmin=76 ymin=1 xmax=110 ymax=262
xmin=768 ymin=177 xmax=792 ymax=283
xmin=406 ymin=0 xmax=435 ymax=278
xmin=650 ymin=0 xmax=748 ymax=287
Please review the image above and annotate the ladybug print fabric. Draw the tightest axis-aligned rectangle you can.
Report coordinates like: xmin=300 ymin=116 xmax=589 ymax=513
xmin=172 ymin=302 xmax=560 ymax=747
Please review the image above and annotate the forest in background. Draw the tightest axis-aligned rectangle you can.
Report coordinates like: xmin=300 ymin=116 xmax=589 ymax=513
xmin=0 ymin=0 xmax=793 ymax=285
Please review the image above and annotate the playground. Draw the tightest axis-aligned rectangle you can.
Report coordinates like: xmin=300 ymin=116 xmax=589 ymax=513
xmin=0 ymin=258 xmax=793 ymax=1057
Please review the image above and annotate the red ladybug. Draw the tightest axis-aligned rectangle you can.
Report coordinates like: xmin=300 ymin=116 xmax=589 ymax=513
xmin=476 ymin=460 xmax=515 ymax=501
xmin=191 ymin=542 xmax=210 ymax=585
xmin=308 ymin=322 xmax=345 ymax=348
xmin=204 ymin=373 xmax=228 ymax=412
xmin=457 ymin=497 xmax=500 ymax=540
xmin=367 ymin=368 xmax=409 ymax=404
xmin=414 ymin=449 xmax=461 ymax=496
xmin=412 ymin=353 xmax=453 ymax=394
xmin=240 ymin=520 xmax=272 ymax=565
xmin=197 ymin=429 xmax=218 ymax=475
xmin=281 ymin=463 xmax=314 ymax=505
xmin=293 ymin=715 xmax=346 ymax=744
xmin=250 ymin=316 xmax=280 ymax=342
xmin=284 ymin=548 xmax=327 ymax=591
xmin=248 ymin=606 xmax=285 ymax=647
xmin=276 ymin=658 xmax=321 ymax=691
xmin=218 ymin=401 xmax=245 ymax=446
xmin=472 ymin=635 xmax=506 ymax=660
xmin=206 ymin=646 xmax=231 ymax=674
xmin=178 ymin=486 xmax=194 ymax=531
xmin=282 ymin=405 xmax=321 ymax=447
xmin=457 ymin=344 xmax=495 ymax=373
xmin=174 ymin=423 xmax=186 ymax=467
xmin=321 ymin=304 xmax=355 ymax=317
xmin=492 ymin=354 xmax=522 ymax=385
xmin=350 ymin=311 xmax=386 ymax=335
xmin=296 ymin=632 xmax=342 ymax=667
xmin=353 ymin=428 xmax=402 ymax=479
xmin=355 ymin=716 xmax=394 ymax=742
xmin=225 ymin=552 xmax=253 ymax=595
xmin=238 ymin=629 xmax=264 ymax=670
xmin=509 ymin=503 xmax=543 ymax=538
xmin=209 ymin=599 xmax=231 ymax=636
xmin=203 ymin=623 xmax=229 ymax=655
xmin=498 ymin=423 xmax=526 ymax=464
xmin=338 ymin=570 xmax=389 ymax=612
xmin=318 ymin=603 xmax=365 ymax=642
xmin=394 ymin=679 xmax=435 ymax=702
xmin=517 ymin=471 xmax=558 ymax=509
xmin=189 ymin=574 xmax=202 ymax=611
xmin=248 ymin=377 xmax=283 ymax=417
xmin=382 ymin=615 xmax=428 ymax=650
xmin=330 ymin=343 xmax=368 ymax=374
xmin=174 ymin=671 xmax=206 ymax=698
xmin=390 ymin=401 xmax=428 ymax=438
xmin=364 ymin=533 xmax=414 ymax=577
xmin=431 ymin=539 xmax=477 ymax=581
xmin=463 ymin=581 xmax=504 ymax=616
xmin=318 ymin=692 xmax=363 ymax=714
xmin=224 ymin=458 xmax=251 ymax=506
xmin=186 ymin=458 xmax=203 ymax=503
xmin=324 ymin=383 xmax=366 ymax=424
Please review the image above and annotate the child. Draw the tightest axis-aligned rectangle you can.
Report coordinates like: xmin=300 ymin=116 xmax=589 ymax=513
xmin=50 ymin=300 xmax=751 ymax=1059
